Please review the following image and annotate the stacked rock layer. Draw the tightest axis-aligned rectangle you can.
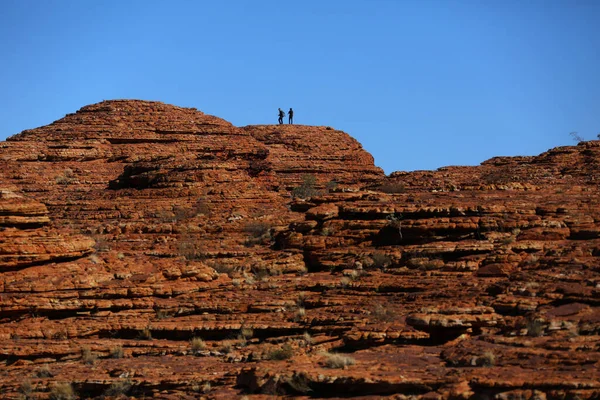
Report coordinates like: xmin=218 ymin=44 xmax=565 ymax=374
xmin=0 ymin=100 xmax=598 ymax=399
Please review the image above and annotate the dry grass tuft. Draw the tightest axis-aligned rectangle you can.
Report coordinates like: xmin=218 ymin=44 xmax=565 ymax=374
xmin=110 ymin=345 xmax=124 ymax=359
xmin=49 ymin=382 xmax=76 ymax=400
xmin=35 ymin=364 xmax=53 ymax=378
xmin=81 ymin=346 xmax=97 ymax=365
xmin=138 ymin=327 xmax=153 ymax=340
xmin=322 ymin=352 xmax=356 ymax=369
xmin=190 ymin=337 xmax=206 ymax=353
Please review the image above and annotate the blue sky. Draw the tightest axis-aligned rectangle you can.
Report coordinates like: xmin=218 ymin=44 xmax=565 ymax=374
xmin=1 ymin=0 xmax=599 ymax=173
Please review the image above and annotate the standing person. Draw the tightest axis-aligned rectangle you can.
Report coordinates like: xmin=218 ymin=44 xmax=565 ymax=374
xmin=278 ymin=108 xmax=284 ymax=124
xmin=288 ymin=108 xmax=294 ymax=124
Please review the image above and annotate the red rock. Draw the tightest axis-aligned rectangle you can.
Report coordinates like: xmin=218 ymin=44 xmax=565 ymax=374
xmin=0 ymin=100 xmax=598 ymax=398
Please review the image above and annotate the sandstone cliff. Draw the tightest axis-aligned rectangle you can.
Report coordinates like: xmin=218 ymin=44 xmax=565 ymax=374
xmin=0 ymin=100 xmax=598 ymax=399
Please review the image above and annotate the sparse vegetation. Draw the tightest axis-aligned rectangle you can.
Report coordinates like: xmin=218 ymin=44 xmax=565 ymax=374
xmin=292 ymin=174 xmax=320 ymax=198
xmin=243 ymin=272 xmax=256 ymax=285
xmin=244 ymin=222 xmax=272 ymax=247
xmin=93 ymin=235 xmax=111 ymax=253
xmin=193 ymin=198 xmax=211 ymax=216
xmin=294 ymin=307 xmax=306 ymax=322
xmin=49 ymin=382 xmax=76 ymax=400
xmin=210 ymin=261 xmax=236 ymax=277
xmin=173 ymin=205 xmax=195 ymax=221
xmin=52 ymin=330 xmax=68 ymax=340
xmin=296 ymin=292 xmax=307 ymax=306
xmin=55 ymin=168 xmax=76 ymax=185
xmin=35 ymin=364 xmax=53 ymax=378
xmin=244 ymin=222 xmax=271 ymax=238
xmin=302 ymin=332 xmax=314 ymax=346
xmin=385 ymin=213 xmax=403 ymax=240
xmin=19 ymin=379 xmax=34 ymax=399
xmin=322 ymin=352 xmax=356 ymax=369
xmin=372 ymin=252 xmax=392 ymax=268
xmin=110 ymin=345 xmax=124 ymax=359
xmin=219 ymin=341 xmax=234 ymax=354
xmin=285 ymin=372 xmax=313 ymax=394
xmin=526 ymin=318 xmax=545 ymax=337
xmin=190 ymin=337 xmax=207 ymax=353
xmin=267 ymin=343 xmax=294 ymax=360
xmin=178 ymin=233 xmax=204 ymax=260
xmin=340 ymin=276 xmax=352 ymax=288
xmin=570 ymin=131 xmax=584 ymax=143
xmin=81 ymin=346 xmax=97 ymax=365
xmin=372 ymin=303 xmax=396 ymax=322
xmin=155 ymin=309 xmax=171 ymax=320
xmin=201 ymin=382 xmax=212 ymax=393
xmin=138 ymin=327 xmax=152 ymax=340
xmin=239 ymin=327 xmax=254 ymax=340
xmin=104 ymin=379 xmax=132 ymax=397
xmin=348 ymin=269 xmax=362 ymax=281
xmin=326 ymin=179 xmax=338 ymax=192
xmin=475 ymin=351 xmax=496 ymax=367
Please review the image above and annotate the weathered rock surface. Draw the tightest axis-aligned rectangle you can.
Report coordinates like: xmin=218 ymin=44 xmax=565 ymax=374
xmin=0 ymin=100 xmax=598 ymax=399
xmin=0 ymin=187 xmax=94 ymax=270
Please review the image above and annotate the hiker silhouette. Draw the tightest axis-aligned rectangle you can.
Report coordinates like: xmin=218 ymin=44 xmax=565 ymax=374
xmin=288 ymin=108 xmax=294 ymax=124
xmin=278 ymin=108 xmax=284 ymax=124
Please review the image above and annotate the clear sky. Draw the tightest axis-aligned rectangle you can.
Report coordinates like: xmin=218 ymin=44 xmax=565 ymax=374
xmin=1 ymin=0 xmax=599 ymax=174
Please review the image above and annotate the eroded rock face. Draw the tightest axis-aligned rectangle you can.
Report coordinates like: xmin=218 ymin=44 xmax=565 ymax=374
xmin=0 ymin=187 xmax=94 ymax=270
xmin=0 ymin=100 xmax=598 ymax=399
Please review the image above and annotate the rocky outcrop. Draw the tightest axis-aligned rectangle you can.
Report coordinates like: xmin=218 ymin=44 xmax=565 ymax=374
xmin=243 ymin=124 xmax=383 ymax=189
xmin=0 ymin=100 xmax=598 ymax=399
xmin=0 ymin=187 xmax=94 ymax=270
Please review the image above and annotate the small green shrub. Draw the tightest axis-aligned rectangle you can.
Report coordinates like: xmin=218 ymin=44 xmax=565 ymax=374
xmin=292 ymin=174 xmax=320 ymax=198
xmin=267 ymin=343 xmax=294 ymax=360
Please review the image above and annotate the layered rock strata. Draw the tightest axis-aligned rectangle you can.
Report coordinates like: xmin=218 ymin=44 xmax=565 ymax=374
xmin=0 ymin=100 xmax=598 ymax=399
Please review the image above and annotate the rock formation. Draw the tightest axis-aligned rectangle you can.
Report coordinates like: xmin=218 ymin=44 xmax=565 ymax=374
xmin=0 ymin=100 xmax=598 ymax=399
